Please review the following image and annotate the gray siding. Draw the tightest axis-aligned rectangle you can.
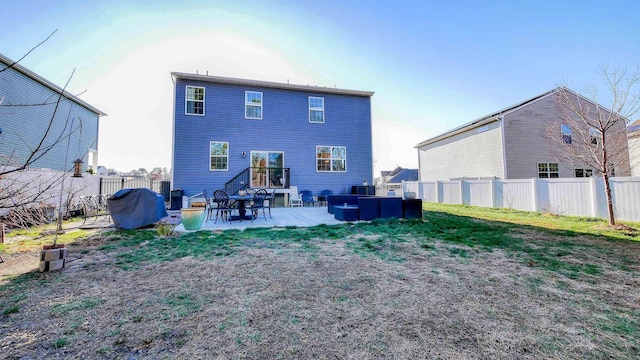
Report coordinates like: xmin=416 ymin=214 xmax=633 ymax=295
xmin=502 ymin=95 xmax=567 ymax=178
xmin=418 ymin=120 xmax=504 ymax=181
xmin=628 ymin=132 xmax=640 ymax=176
xmin=0 ymin=64 xmax=100 ymax=172
xmin=503 ymin=94 xmax=631 ymax=178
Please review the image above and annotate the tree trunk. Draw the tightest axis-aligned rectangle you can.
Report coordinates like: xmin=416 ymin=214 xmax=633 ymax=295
xmin=602 ymin=173 xmax=616 ymax=226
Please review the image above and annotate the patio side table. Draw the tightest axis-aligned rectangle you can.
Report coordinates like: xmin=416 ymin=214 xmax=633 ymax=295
xmin=402 ymin=199 xmax=423 ymax=219
xmin=334 ymin=205 xmax=359 ymax=221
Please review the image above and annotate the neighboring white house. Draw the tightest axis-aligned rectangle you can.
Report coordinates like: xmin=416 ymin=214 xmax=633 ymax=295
xmin=628 ymin=120 xmax=640 ymax=177
xmin=415 ymin=87 xmax=631 ymax=181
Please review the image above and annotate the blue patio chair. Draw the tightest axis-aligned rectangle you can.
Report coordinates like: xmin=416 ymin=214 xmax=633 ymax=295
xmin=318 ymin=189 xmax=333 ymax=206
xmin=301 ymin=190 xmax=316 ymax=207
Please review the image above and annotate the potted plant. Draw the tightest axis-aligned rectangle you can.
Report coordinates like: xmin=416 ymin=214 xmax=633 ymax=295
xmin=181 ymin=207 xmax=205 ymax=230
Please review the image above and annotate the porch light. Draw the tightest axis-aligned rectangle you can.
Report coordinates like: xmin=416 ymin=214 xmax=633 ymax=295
xmin=73 ymin=158 xmax=83 ymax=177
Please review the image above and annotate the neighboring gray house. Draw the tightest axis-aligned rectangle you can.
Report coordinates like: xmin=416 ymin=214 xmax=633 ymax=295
xmin=376 ymin=166 xmax=418 ymax=195
xmin=416 ymin=87 xmax=631 ymax=181
xmin=0 ymin=53 xmax=106 ymax=172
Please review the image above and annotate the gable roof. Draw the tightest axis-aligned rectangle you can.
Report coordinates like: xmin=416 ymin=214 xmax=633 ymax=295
xmin=171 ymin=72 xmax=374 ymax=97
xmin=0 ymin=53 xmax=106 ymax=116
xmin=628 ymin=119 xmax=640 ymax=133
xmin=381 ymin=166 xmax=404 ymax=178
xmin=415 ymin=87 xmax=573 ymax=148
xmin=387 ymin=168 xmax=419 ymax=183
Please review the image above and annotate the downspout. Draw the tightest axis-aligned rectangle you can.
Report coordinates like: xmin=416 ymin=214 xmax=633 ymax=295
xmin=499 ymin=115 xmax=507 ymax=179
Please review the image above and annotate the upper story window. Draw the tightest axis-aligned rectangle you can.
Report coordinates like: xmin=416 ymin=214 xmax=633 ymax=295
xmin=317 ymin=146 xmax=346 ymax=172
xmin=590 ymin=127 xmax=599 ymax=145
xmin=575 ymin=169 xmax=593 ymax=177
xmin=186 ymin=86 xmax=205 ymax=115
xmin=210 ymin=141 xmax=229 ymax=171
xmin=538 ymin=162 xmax=559 ymax=178
xmin=309 ymin=97 xmax=325 ymax=123
xmin=245 ymin=91 xmax=263 ymax=119
xmin=561 ymin=125 xmax=572 ymax=144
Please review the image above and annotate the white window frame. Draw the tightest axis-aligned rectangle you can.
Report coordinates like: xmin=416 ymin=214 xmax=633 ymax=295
xmin=209 ymin=141 xmax=229 ymax=171
xmin=245 ymin=91 xmax=263 ymax=120
xmin=575 ymin=168 xmax=593 ymax=177
xmin=309 ymin=96 xmax=325 ymax=123
xmin=316 ymin=145 xmax=347 ymax=173
xmin=561 ymin=125 xmax=572 ymax=144
xmin=590 ymin=127 xmax=599 ymax=145
xmin=185 ymin=86 xmax=205 ymax=116
xmin=538 ymin=162 xmax=559 ymax=178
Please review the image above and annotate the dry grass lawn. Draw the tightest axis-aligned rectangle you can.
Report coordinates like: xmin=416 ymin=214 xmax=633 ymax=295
xmin=1 ymin=207 xmax=639 ymax=359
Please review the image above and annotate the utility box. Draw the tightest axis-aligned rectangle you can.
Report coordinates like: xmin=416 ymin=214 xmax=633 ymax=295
xmin=170 ymin=189 xmax=183 ymax=210
xmin=160 ymin=181 xmax=171 ymax=202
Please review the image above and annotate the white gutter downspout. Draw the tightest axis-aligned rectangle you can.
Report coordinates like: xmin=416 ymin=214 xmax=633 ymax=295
xmin=499 ymin=115 xmax=507 ymax=179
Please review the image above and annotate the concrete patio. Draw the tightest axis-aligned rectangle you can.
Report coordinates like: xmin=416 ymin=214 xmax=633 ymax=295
xmin=172 ymin=206 xmax=345 ymax=232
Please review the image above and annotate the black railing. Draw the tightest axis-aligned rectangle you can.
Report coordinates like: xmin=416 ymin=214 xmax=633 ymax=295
xmin=225 ymin=167 xmax=290 ymax=195
xmin=99 ymin=177 xmax=171 ymax=200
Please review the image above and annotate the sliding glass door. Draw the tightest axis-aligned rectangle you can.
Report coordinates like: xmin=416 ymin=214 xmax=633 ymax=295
xmin=251 ymin=151 xmax=284 ymax=187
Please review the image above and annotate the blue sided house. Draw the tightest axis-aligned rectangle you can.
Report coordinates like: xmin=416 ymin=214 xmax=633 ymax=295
xmin=171 ymin=72 xmax=374 ymax=203
xmin=0 ymin=53 xmax=106 ymax=172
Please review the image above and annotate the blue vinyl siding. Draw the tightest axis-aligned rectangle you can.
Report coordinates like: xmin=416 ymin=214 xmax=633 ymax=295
xmin=172 ymin=79 xmax=373 ymax=197
xmin=0 ymin=64 xmax=100 ymax=172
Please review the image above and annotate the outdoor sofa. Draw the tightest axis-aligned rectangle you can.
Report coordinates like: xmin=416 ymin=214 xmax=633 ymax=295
xmin=326 ymin=195 xmax=421 ymax=221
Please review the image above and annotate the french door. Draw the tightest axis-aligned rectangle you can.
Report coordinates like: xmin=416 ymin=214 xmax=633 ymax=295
xmin=250 ymin=151 xmax=284 ymax=187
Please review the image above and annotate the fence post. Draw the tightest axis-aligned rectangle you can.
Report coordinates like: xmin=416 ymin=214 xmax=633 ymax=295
xmin=459 ymin=180 xmax=465 ymax=205
xmin=435 ymin=181 xmax=441 ymax=203
xmin=590 ymin=177 xmax=599 ymax=217
xmin=531 ymin=177 xmax=539 ymax=212
xmin=489 ymin=179 xmax=496 ymax=208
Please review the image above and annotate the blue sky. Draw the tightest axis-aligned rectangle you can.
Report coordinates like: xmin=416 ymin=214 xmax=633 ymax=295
xmin=2 ymin=0 xmax=639 ymax=175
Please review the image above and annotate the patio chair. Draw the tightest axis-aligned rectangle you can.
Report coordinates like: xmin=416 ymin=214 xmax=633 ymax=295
xmin=212 ymin=190 xmax=237 ymax=223
xmin=318 ymin=189 xmax=333 ymax=206
xmin=202 ymin=189 xmax=216 ymax=221
xmin=301 ymin=190 xmax=317 ymax=207
xmin=247 ymin=189 xmax=269 ymax=221
xmin=264 ymin=189 xmax=276 ymax=218
xmin=289 ymin=186 xmax=303 ymax=207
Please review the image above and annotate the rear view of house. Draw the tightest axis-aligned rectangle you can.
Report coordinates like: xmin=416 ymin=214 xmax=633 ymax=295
xmin=171 ymin=73 xmax=374 ymax=202
xmin=416 ymin=87 xmax=631 ymax=181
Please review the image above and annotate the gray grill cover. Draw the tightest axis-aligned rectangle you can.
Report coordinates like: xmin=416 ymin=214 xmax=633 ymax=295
xmin=107 ymin=188 xmax=168 ymax=230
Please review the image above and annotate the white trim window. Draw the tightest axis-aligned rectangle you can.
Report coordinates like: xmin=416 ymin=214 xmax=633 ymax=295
xmin=186 ymin=86 xmax=205 ymax=115
xmin=561 ymin=125 xmax=572 ymax=144
xmin=245 ymin=91 xmax=263 ymax=119
xmin=538 ymin=162 xmax=559 ymax=178
xmin=575 ymin=169 xmax=593 ymax=177
xmin=590 ymin=127 xmax=599 ymax=145
xmin=316 ymin=146 xmax=346 ymax=172
xmin=309 ymin=96 xmax=324 ymax=123
xmin=210 ymin=141 xmax=229 ymax=171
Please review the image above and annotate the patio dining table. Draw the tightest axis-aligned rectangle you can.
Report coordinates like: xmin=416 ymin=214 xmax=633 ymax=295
xmin=228 ymin=194 xmax=255 ymax=221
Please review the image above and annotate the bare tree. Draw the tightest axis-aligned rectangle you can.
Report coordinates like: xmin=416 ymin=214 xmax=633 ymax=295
xmin=0 ymin=31 xmax=91 ymax=229
xmin=545 ymin=66 xmax=640 ymax=226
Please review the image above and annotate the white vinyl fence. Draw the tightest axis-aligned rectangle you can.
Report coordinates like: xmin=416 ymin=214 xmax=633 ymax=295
xmin=403 ymin=177 xmax=640 ymax=222
xmin=0 ymin=168 xmax=100 ymax=212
